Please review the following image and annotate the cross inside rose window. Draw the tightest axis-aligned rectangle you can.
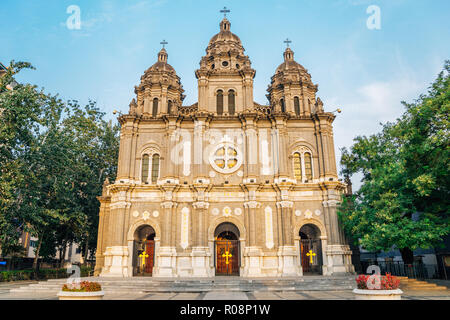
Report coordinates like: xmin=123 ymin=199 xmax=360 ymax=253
xmin=214 ymin=145 xmax=238 ymax=170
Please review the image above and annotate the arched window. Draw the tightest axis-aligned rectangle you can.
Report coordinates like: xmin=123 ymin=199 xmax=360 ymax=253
xmin=217 ymin=90 xmax=224 ymax=115
xmin=167 ymin=100 xmax=172 ymax=115
xmin=294 ymin=97 xmax=300 ymax=116
xmin=293 ymin=148 xmax=314 ymax=183
xmin=280 ymin=99 xmax=286 ymax=113
xmin=151 ymin=154 xmax=160 ymax=184
xmin=304 ymin=153 xmax=313 ymax=181
xmin=228 ymin=90 xmax=235 ymax=115
xmin=293 ymin=153 xmax=302 ymax=180
xmin=152 ymin=98 xmax=159 ymax=117
xmin=141 ymin=154 xmax=150 ymax=183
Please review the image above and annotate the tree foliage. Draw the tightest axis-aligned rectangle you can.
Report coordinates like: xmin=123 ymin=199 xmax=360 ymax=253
xmin=0 ymin=61 xmax=119 ymax=267
xmin=338 ymin=61 xmax=450 ymax=263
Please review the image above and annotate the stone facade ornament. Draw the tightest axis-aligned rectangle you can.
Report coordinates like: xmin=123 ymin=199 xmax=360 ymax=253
xmin=304 ymin=210 xmax=313 ymax=219
xmin=95 ymin=14 xmax=354 ymax=279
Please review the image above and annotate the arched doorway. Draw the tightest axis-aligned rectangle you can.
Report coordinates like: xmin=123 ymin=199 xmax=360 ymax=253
xmin=133 ymin=225 xmax=156 ymax=276
xmin=299 ymin=224 xmax=323 ymax=274
xmin=214 ymin=222 xmax=240 ymax=276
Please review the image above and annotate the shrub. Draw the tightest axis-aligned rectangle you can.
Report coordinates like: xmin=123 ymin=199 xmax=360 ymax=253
xmin=62 ymin=281 xmax=102 ymax=292
xmin=356 ymin=273 xmax=400 ymax=290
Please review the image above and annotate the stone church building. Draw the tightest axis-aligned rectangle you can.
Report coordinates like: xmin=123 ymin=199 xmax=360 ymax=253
xmin=94 ymin=16 xmax=354 ymax=278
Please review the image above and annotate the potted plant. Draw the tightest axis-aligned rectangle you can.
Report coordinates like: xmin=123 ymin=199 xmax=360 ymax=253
xmin=57 ymin=281 xmax=104 ymax=300
xmin=353 ymin=273 xmax=403 ymax=300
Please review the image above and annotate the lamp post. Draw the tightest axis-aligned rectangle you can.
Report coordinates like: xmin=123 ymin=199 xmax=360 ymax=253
xmin=331 ymin=108 xmax=342 ymax=114
xmin=112 ymin=110 xmax=123 ymax=116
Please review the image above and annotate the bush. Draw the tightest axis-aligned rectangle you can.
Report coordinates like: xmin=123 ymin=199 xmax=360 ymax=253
xmin=0 ymin=266 xmax=93 ymax=282
xmin=62 ymin=281 xmax=102 ymax=292
xmin=356 ymin=273 xmax=400 ymax=290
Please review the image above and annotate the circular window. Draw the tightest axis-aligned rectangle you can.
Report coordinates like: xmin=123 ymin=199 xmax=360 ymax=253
xmin=222 ymin=61 xmax=229 ymax=67
xmin=209 ymin=143 xmax=243 ymax=174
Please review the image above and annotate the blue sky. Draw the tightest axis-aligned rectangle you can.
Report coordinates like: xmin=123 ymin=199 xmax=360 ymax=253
xmin=1 ymin=0 xmax=449 ymax=186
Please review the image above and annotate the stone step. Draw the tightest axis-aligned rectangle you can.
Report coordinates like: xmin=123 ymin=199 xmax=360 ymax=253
xmin=10 ymin=278 xmax=355 ymax=294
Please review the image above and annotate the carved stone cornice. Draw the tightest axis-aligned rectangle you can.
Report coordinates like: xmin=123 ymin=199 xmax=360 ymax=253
xmin=243 ymin=201 xmax=261 ymax=209
xmin=161 ymin=201 xmax=176 ymax=209
xmin=276 ymin=201 xmax=294 ymax=208
xmin=193 ymin=202 xmax=210 ymax=209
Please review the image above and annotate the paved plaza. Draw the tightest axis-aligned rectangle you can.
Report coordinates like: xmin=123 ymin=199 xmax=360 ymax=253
xmin=0 ymin=280 xmax=449 ymax=300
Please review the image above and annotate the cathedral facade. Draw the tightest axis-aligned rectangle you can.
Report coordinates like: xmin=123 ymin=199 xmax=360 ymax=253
xmin=95 ymin=17 xmax=354 ymax=278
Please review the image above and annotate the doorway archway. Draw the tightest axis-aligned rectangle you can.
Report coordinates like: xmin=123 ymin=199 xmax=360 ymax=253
xmin=299 ymin=224 xmax=323 ymax=274
xmin=133 ymin=225 xmax=156 ymax=276
xmin=214 ymin=222 xmax=240 ymax=276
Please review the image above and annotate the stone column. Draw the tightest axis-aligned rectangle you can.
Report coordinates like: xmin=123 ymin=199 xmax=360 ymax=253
xmin=100 ymin=192 xmax=130 ymax=278
xmin=244 ymin=118 xmax=259 ymax=179
xmin=154 ymin=200 xmax=177 ymax=278
xmin=243 ymin=201 xmax=263 ymax=277
xmin=276 ymin=200 xmax=300 ymax=277
xmin=191 ymin=201 xmax=210 ymax=277
xmin=276 ymin=121 xmax=289 ymax=177
xmin=116 ymin=124 xmax=133 ymax=182
xmin=323 ymin=200 xmax=355 ymax=275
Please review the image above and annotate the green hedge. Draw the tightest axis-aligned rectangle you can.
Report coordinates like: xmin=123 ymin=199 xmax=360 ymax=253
xmin=0 ymin=266 xmax=92 ymax=282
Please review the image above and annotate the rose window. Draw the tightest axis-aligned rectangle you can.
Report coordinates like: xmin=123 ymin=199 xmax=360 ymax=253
xmin=210 ymin=143 xmax=242 ymax=174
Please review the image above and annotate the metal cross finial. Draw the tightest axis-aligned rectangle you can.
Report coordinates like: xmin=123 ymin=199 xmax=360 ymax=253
xmin=220 ymin=6 xmax=230 ymax=18
xmin=160 ymin=40 xmax=168 ymax=48
xmin=284 ymin=38 xmax=292 ymax=48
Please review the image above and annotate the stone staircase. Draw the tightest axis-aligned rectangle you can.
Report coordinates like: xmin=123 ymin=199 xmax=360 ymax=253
xmin=10 ymin=276 xmax=355 ymax=294
xmin=397 ymin=277 xmax=449 ymax=291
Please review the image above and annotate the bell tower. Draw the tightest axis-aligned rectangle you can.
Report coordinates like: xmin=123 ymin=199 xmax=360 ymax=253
xmin=195 ymin=15 xmax=256 ymax=115
xmin=267 ymin=42 xmax=324 ymax=116
xmin=132 ymin=42 xmax=185 ymax=117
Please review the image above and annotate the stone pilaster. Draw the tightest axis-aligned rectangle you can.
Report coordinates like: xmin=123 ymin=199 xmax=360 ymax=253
xmin=323 ymin=200 xmax=355 ymax=275
xmin=243 ymin=201 xmax=263 ymax=277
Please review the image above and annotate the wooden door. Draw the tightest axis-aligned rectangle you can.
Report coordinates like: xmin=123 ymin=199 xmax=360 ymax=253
xmin=300 ymin=239 xmax=322 ymax=274
xmin=301 ymin=240 xmax=311 ymax=273
xmin=216 ymin=240 xmax=239 ymax=276
xmin=144 ymin=240 xmax=154 ymax=275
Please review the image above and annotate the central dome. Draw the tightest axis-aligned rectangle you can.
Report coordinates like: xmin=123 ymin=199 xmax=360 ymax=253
xmin=207 ymin=18 xmax=244 ymax=54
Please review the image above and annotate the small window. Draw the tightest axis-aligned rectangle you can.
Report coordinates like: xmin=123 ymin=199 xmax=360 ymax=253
xmin=293 ymin=153 xmax=302 ymax=180
xmin=142 ymin=154 xmax=150 ymax=183
xmin=217 ymin=90 xmax=224 ymax=115
xmin=211 ymin=64 xmax=215 ymax=70
xmin=294 ymin=97 xmax=300 ymax=116
xmin=228 ymin=90 xmax=236 ymax=115
xmin=280 ymin=99 xmax=286 ymax=113
xmin=152 ymin=98 xmax=158 ymax=117
xmin=167 ymin=100 xmax=172 ymax=114
xmin=236 ymin=64 xmax=240 ymax=69
xmin=305 ymin=153 xmax=313 ymax=181
xmin=222 ymin=61 xmax=229 ymax=67
xmin=151 ymin=154 xmax=160 ymax=184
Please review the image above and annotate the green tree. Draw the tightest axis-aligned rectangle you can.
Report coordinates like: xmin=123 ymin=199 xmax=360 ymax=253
xmin=0 ymin=61 xmax=119 ymax=269
xmin=338 ymin=61 xmax=450 ymax=264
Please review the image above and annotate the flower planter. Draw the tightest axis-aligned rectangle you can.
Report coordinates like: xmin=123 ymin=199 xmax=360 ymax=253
xmin=353 ymin=288 xmax=403 ymax=300
xmin=57 ymin=290 xmax=105 ymax=300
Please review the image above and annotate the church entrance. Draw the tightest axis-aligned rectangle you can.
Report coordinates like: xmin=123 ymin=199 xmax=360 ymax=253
xmin=299 ymin=224 xmax=323 ymax=274
xmin=214 ymin=223 xmax=240 ymax=276
xmin=133 ymin=225 xmax=156 ymax=276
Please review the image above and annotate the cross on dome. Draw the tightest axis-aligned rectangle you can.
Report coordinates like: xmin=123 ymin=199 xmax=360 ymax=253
xmin=160 ymin=40 xmax=168 ymax=48
xmin=220 ymin=6 xmax=230 ymax=18
xmin=284 ymin=38 xmax=292 ymax=48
